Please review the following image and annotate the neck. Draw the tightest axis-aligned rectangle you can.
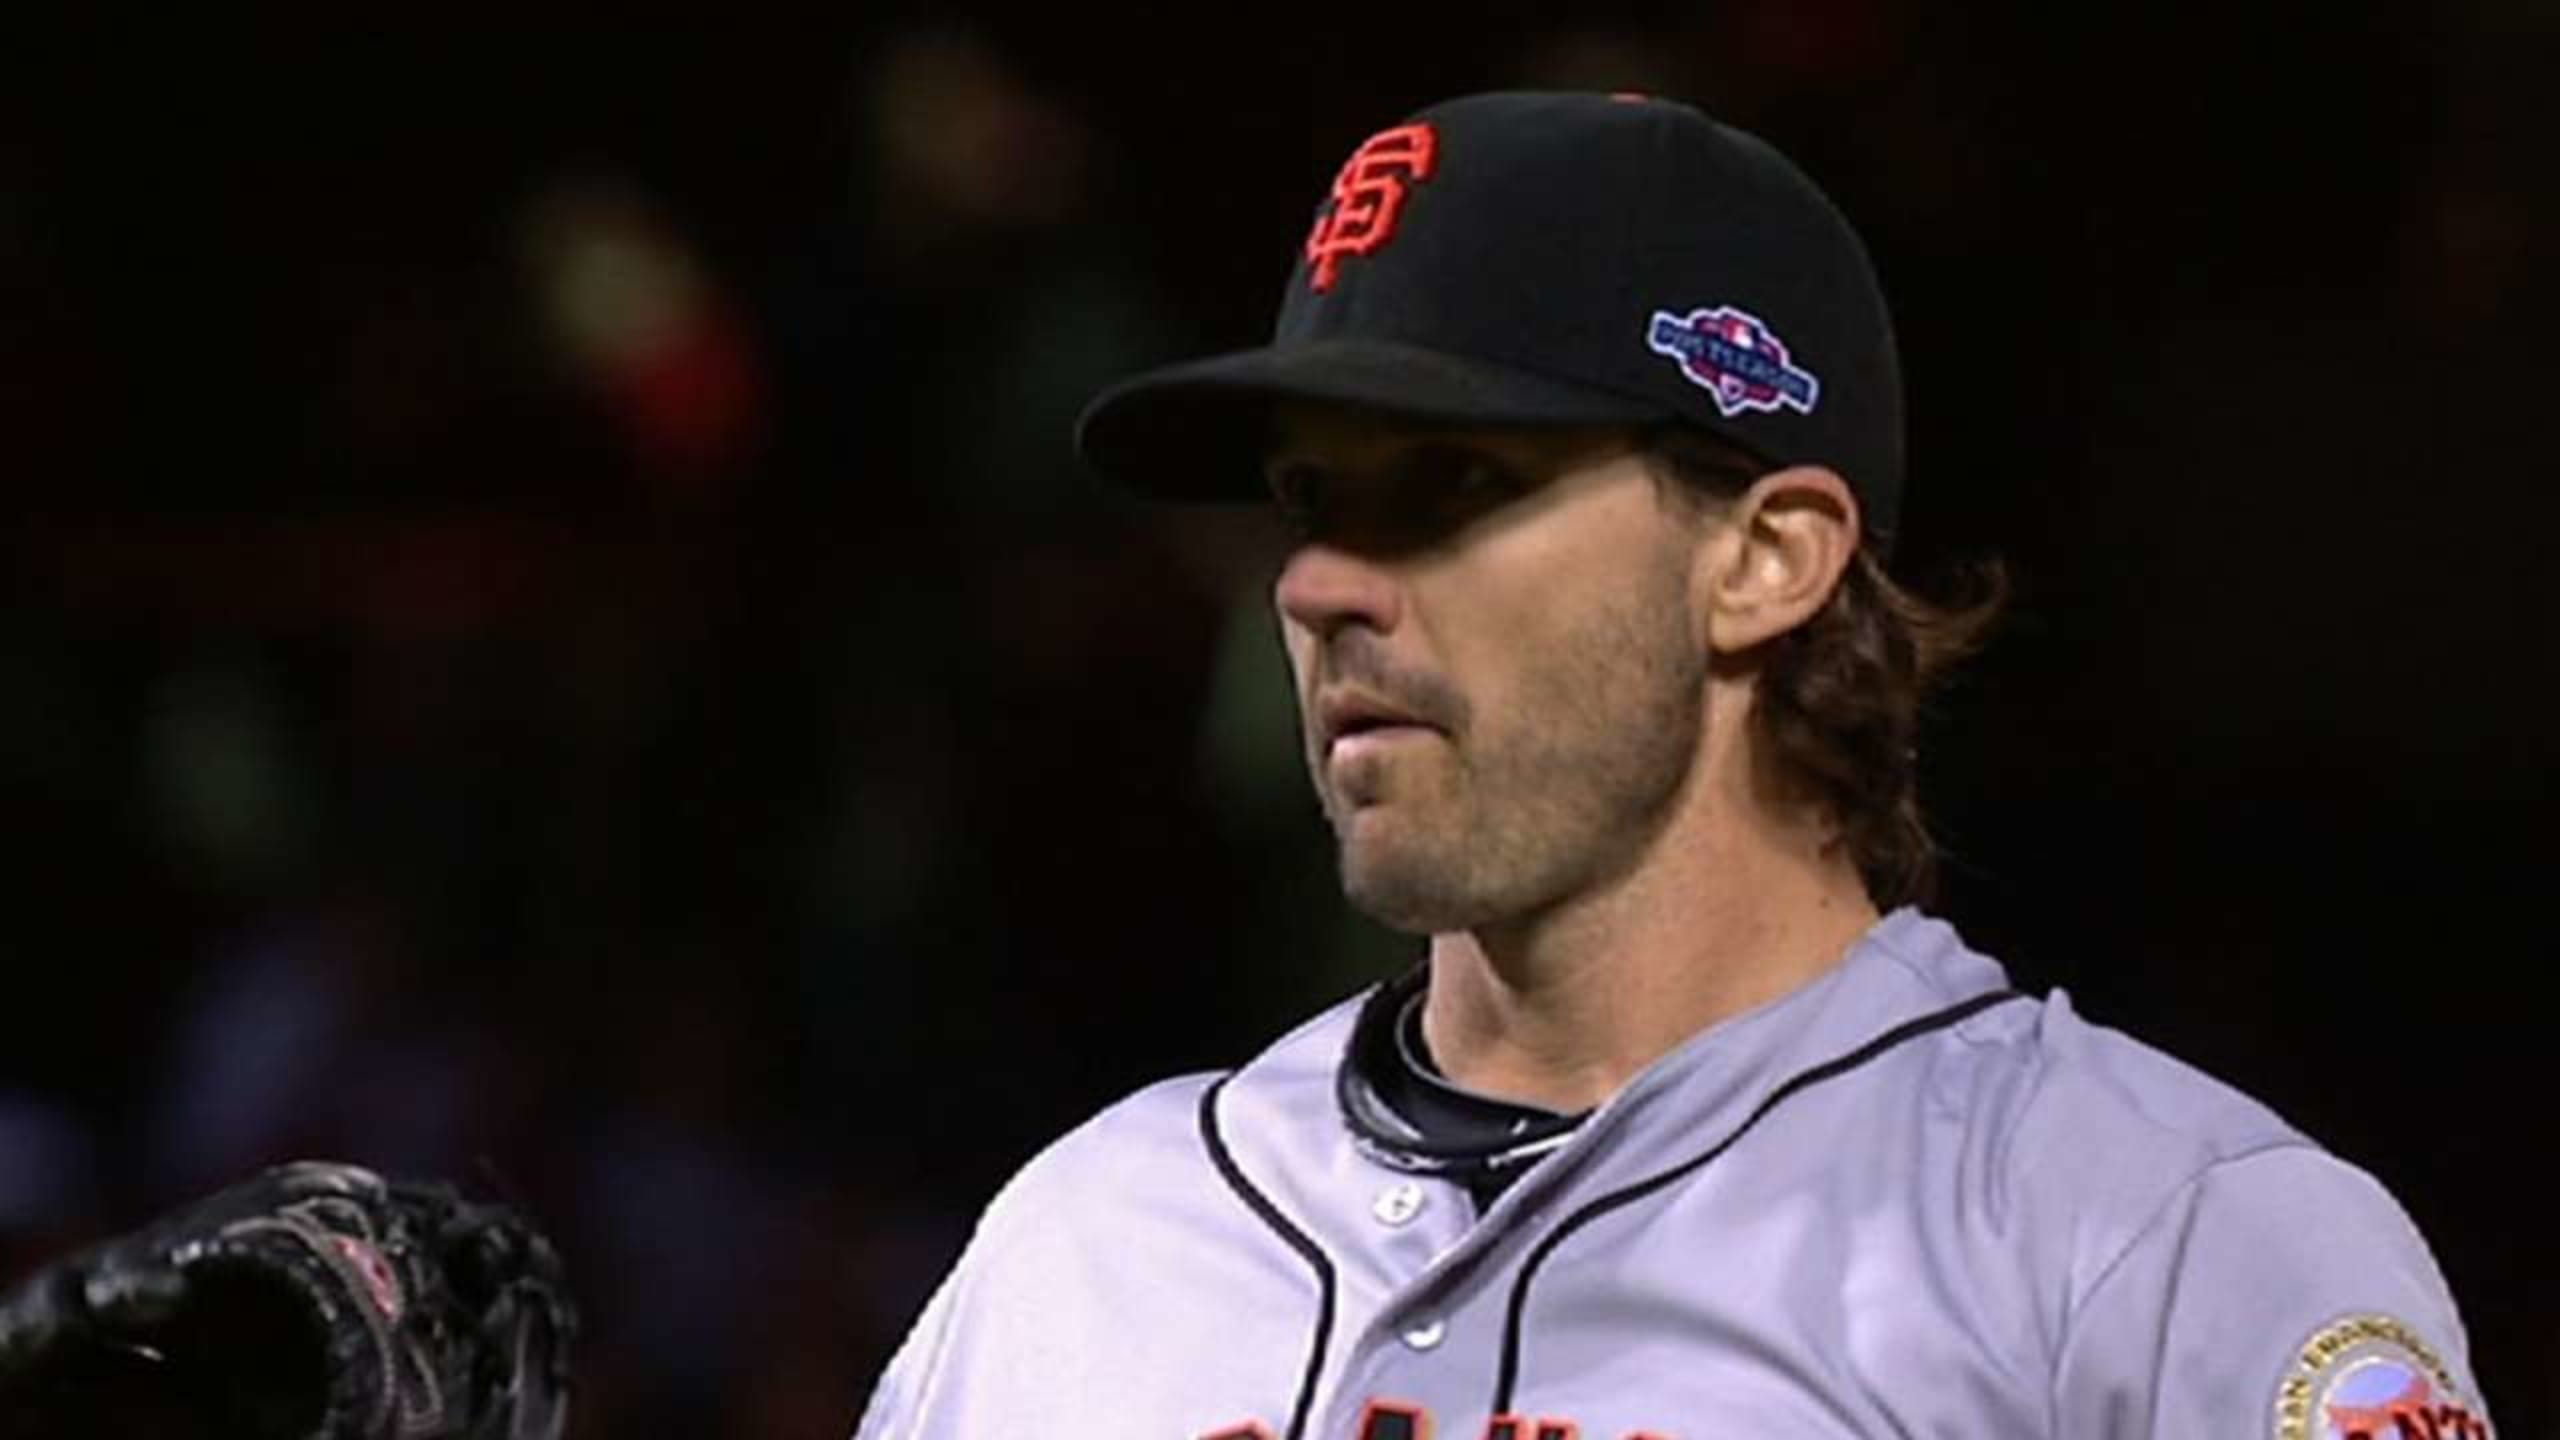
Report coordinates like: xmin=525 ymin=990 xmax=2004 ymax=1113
xmin=1419 ymin=765 xmax=1880 ymax=1113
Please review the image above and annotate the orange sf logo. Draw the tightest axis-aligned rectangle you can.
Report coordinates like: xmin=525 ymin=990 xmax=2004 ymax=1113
xmin=1304 ymin=123 xmax=1438 ymax=293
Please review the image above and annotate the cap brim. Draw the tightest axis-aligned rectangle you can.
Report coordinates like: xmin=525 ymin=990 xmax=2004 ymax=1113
xmin=1075 ymin=338 xmax=1669 ymax=500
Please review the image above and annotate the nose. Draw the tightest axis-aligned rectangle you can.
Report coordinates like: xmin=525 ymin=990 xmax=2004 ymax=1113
xmin=1273 ymin=540 xmax=1404 ymax=639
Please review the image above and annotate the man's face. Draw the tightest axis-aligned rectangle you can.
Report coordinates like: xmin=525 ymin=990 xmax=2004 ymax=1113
xmin=1267 ymin=404 xmax=1714 ymax=935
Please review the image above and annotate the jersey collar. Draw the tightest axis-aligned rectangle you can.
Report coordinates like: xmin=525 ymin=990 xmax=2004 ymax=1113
xmin=1336 ymin=965 xmax=1589 ymax=1201
xmin=1206 ymin=909 xmax=2021 ymax=1284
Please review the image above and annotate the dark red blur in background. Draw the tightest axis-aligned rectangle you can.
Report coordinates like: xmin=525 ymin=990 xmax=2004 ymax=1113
xmin=2 ymin=9 xmax=2553 ymax=1437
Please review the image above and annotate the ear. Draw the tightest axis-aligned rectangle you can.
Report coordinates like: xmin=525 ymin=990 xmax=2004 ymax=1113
xmin=1698 ymin=465 xmax=1862 ymax=654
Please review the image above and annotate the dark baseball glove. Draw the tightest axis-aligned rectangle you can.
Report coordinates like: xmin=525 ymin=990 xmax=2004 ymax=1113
xmin=0 ymin=1160 xmax=574 ymax=1440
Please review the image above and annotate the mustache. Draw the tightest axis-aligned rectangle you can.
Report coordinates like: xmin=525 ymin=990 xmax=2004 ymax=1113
xmin=1310 ymin=630 xmax=1469 ymax=734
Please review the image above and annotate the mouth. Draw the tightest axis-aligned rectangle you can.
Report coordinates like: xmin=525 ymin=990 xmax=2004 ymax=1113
xmin=1317 ymin=691 xmax=1441 ymax=755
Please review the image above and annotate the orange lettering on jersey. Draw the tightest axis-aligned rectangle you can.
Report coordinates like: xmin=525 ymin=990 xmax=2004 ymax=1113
xmin=1304 ymin=124 xmax=1437 ymax=292
xmin=1333 ymin=1403 xmax=1667 ymax=1439
xmin=1354 ymin=1399 xmax=1432 ymax=1439
xmin=1484 ymin=1418 xmax=1578 ymax=1440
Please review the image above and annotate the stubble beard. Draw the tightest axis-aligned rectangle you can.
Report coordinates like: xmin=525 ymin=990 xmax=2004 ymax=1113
xmin=1322 ymin=560 xmax=1708 ymax=936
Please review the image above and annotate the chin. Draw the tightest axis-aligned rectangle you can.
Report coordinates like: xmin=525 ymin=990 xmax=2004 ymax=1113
xmin=1337 ymin=830 xmax=1494 ymax=936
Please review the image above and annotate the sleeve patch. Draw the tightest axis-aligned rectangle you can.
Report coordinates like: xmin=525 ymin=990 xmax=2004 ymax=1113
xmin=2275 ymin=1313 xmax=2490 ymax=1440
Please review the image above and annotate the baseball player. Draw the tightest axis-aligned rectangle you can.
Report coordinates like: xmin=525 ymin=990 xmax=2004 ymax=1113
xmin=852 ymin=92 xmax=2494 ymax=1439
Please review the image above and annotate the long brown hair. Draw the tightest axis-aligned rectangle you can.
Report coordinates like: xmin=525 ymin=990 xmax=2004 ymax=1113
xmin=1648 ymin=426 xmax=2005 ymax=909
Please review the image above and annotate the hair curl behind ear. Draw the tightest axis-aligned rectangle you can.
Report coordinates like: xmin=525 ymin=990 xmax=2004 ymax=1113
xmin=1646 ymin=426 xmax=2006 ymax=909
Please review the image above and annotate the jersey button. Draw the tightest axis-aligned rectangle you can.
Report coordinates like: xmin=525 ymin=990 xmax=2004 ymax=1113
xmin=1372 ymin=1181 xmax=1427 ymax=1227
xmin=1400 ymin=1317 xmax=1446 ymax=1350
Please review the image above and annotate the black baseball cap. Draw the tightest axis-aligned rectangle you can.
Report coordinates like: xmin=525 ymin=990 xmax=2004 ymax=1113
xmin=1075 ymin=90 xmax=1906 ymax=546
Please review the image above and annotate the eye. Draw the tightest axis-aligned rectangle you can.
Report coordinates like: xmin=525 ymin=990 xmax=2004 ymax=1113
xmin=1404 ymin=446 xmax=1529 ymax=512
xmin=1259 ymin=445 xmax=1535 ymax=551
xmin=1264 ymin=458 xmax=1330 ymax=538
xmin=1456 ymin=455 xmax=1518 ymax=500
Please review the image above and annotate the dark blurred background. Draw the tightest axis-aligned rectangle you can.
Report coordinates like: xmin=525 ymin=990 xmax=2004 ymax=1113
xmin=2 ymin=7 xmax=2552 ymax=1436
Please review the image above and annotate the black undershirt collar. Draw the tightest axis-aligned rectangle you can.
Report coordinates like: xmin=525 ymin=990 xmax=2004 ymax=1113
xmin=1337 ymin=965 xmax=1591 ymax=1211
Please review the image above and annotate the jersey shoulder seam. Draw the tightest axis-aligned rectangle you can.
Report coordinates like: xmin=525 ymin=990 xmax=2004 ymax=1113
xmin=1862 ymin=919 xmax=2026 ymax=1045
xmin=2056 ymin=1135 xmax=2327 ymax=1348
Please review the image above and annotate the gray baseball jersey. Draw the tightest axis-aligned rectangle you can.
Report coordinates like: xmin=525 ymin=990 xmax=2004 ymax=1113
xmin=853 ymin=910 xmax=2492 ymax=1439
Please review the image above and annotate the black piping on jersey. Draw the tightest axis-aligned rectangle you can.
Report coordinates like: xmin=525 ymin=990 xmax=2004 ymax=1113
xmin=1199 ymin=1074 xmax=1335 ymax=1440
xmin=1488 ymin=987 xmax=2027 ymax=1414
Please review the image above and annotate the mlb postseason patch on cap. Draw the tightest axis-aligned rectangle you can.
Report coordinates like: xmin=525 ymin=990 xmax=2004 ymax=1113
xmin=2274 ymin=1314 xmax=2490 ymax=1440
xmin=1646 ymin=305 xmax=1821 ymax=419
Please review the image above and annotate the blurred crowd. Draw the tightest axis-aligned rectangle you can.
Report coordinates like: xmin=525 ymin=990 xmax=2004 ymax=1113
xmin=0 ymin=22 xmax=1409 ymax=1435
xmin=4 ymin=9 xmax=2555 ymax=1436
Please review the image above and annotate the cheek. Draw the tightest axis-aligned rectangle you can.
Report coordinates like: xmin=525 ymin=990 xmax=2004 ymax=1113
xmin=1429 ymin=546 xmax=1695 ymax=733
xmin=1410 ymin=578 xmax=1547 ymax=730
